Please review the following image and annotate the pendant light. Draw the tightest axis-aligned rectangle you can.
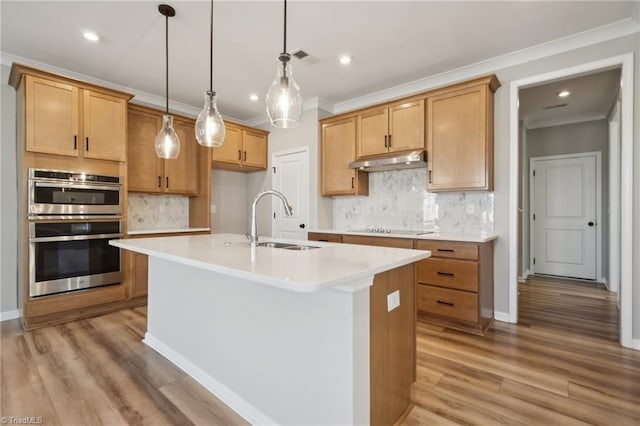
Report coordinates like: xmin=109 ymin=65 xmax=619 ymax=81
xmin=265 ymin=0 xmax=302 ymax=129
xmin=195 ymin=0 xmax=225 ymax=147
xmin=155 ymin=4 xmax=180 ymax=159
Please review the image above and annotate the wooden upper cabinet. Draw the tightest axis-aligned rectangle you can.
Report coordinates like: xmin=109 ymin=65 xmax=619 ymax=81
xmin=127 ymin=105 xmax=201 ymax=195
xmin=25 ymin=75 xmax=79 ymax=157
xmin=128 ymin=108 xmax=163 ymax=193
xmin=242 ymin=130 xmax=267 ymax=169
xmin=321 ymin=116 xmax=368 ymax=196
xmin=388 ymin=100 xmax=425 ymax=153
xmin=211 ymin=123 xmax=268 ymax=172
xmin=82 ymin=90 xmax=127 ymax=161
xmin=167 ymin=119 xmax=199 ymax=195
xmin=17 ymin=70 xmax=131 ymax=161
xmin=212 ymin=124 xmax=242 ymax=165
xmin=357 ymin=100 xmax=424 ymax=159
xmin=359 ymin=107 xmax=389 ymax=157
xmin=427 ymin=76 xmax=498 ymax=192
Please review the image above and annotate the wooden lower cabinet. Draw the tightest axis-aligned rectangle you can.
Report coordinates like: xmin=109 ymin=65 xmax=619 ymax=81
xmin=310 ymin=232 xmax=495 ymax=335
xmin=128 ymin=251 xmax=149 ymax=298
xmin=415 ymin=240 xmax=494 ymax=334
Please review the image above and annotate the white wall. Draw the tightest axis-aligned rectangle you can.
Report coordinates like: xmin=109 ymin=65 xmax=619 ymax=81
xmin=524 ymin=120 xmax=609 ymax=280
xmin=1 ymin=64 xmax=18 ymax=314
xmin=211 ymin=170 xmax=249 ymax=234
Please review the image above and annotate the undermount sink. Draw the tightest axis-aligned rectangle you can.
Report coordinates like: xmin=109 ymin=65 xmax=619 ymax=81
xmin=257 ymin=242 xmax=296 ymax=249
xmin=257 ymin=242 xmax=320 ymax=250
xmin=284 ymin=245 xmax=320 ymax=251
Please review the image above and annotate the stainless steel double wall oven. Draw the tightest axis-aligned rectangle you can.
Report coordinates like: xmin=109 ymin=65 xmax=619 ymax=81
xmin=28 ymin=169 xmax=124 ymax=297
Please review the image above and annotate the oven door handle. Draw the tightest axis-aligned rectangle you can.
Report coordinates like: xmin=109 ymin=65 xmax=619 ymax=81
xmin=34 ymin=182 xmax=121 ymax=192
xmin=29 ymin=233 xmax=123 ymax=243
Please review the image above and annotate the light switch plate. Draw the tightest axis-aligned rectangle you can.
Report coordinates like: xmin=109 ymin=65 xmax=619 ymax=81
xmin=387 ymin=290 xmax=400 ymax=312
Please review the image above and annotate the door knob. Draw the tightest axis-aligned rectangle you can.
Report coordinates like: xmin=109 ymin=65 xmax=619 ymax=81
xmin=588 ymin=221 xmax=594 ymax=227
xmin=299 ymin=224 xmax=306 ymax=229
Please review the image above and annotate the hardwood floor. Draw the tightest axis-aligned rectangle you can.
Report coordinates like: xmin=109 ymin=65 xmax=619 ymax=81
xmin=0 ymin=306 xmax=247 ymax=426
xmin=404 ymin=276 xmax=640 ymax=425
xmin=1 ymin=277 xmax=638 ymax=425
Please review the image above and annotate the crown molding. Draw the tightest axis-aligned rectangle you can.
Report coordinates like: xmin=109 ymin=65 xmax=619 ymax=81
xmin=0 ymin=51 xmax=247 ymax=122
xmin=244 ymin=96 xmax=333 ymax=127
xmin=524 ymin=111 xmax=607 ymax=130
xmin=332 ymin=18 xmax=640 ymax=114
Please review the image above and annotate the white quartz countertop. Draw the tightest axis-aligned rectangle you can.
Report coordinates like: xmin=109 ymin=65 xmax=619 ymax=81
xmin=111 ymin=233 xmax=430 ymax=293
xmin=309 ymin=229 xmax=497 ymax=243
xmin=127 ymin=227 xmax=211 ymax=236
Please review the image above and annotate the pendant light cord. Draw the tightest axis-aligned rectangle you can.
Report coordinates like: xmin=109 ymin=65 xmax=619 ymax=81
xmin=283 ymin=0 xmax=287 ymax=54
xmin=210 ymin=0 xmax=214 ymax=91
xmin=165 ymin=12 xmax=169 ymax=114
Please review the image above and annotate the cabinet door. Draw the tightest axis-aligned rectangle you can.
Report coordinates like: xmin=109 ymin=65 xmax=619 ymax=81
xmin=427 ymin=85 xmax=490 ymax=191
xmin=388 ymin=100 xmax=424 ymax=153
xmin=25 ymin=76 xmax=79 ymax=157
xmin=212 ymin=124 xmax=242 ymax=165
xmin=358 ymin=107 xmax=389 ymax=158
xmin=322 ymin=117 xmax=367 ymax=196
xmin=83 ymin=90 xmax=127 ymax=161
xmin=242 ymin=130 xmax=267 ymax=169
xmin=127 ymin=108 xmax=163 ymax=193
xmin=165 ymin=119 xmax=199 ymax=195
xmin=129 ymin=252 xmax=148 ymax=298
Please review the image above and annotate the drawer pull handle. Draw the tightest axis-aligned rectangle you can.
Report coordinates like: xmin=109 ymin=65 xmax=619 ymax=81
xmin=437 ymin=272 xmax=454 ymax=277
xmin=437 ymin=248 xmax=455 ymax=252
xmin=437 ymin=300 xmax=454 ymax=307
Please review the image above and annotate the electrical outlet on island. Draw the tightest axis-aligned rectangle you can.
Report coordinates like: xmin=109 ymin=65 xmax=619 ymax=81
xmin=387 ymin=290 xmax=400 ymax=312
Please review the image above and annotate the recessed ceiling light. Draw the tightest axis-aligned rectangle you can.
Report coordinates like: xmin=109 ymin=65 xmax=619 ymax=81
xmin=339 ymin=55 xmax=352 ymax=65
xmin=83 ymin=31 xmax=100 ymax=42
xmin=249 ymin=93 xmax=259 ymax=102
xmin=557 ymin=90 xmax=570 ymax=98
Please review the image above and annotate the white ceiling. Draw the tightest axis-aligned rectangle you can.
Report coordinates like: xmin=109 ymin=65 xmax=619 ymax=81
xmin=519 ymin=68 xmax=621 ymax=128
xmin=1 ymin=1 xmax=637 ymax=121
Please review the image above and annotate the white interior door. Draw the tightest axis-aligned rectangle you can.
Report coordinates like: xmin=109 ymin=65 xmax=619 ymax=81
xmin=531 ymin=154 xmax=597 ymax=279
xmin=271 ymin=149 xmax=309 ymax=240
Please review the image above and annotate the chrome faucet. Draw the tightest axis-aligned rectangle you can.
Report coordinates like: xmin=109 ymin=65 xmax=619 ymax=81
xmin=249 ymin=190 xmax=293 ymax=245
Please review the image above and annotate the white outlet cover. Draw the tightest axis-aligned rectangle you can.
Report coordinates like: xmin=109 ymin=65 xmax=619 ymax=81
xmin=387 ymin=290 xmax=400 ymax=312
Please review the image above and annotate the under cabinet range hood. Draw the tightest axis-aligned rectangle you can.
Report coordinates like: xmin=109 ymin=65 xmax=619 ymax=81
xmin=349 ymin=150 xmax=426 ymax=172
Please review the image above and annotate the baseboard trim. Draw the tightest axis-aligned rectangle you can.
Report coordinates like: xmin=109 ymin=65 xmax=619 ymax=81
xmin=631 ymin=339 xmax=640 ymax=351
xmin=0 ymin=309 xmax=20 ymax=322
xmin=143 ymin=333 xmax=276 ymax=425
xmin=494 ymin=311 xmax=511 ymax=323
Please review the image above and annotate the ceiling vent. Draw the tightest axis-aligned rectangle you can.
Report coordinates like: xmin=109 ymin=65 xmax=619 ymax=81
xmin=543 ymin=103 xmax=568 ymax=110
xmin=292 ymin=49 xmax=309 ymax=60
xmin=291 ymin=49 xmax=320 ymax=65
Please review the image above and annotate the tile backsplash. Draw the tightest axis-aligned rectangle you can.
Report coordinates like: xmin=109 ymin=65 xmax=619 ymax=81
xmin=333 ymin=168 xmax=494 ymax=234
xmin=128 ymin=194 xmax=189 ymax=231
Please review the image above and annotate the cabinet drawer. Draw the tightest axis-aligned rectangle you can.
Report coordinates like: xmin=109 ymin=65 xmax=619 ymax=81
xmin=308 ymin=232 xmax=343 ymax=243
xmin=342 ymin=235 xmax=413 ymax=249
xmin=417 ymin=284 xmax=478 ymax=323
xmin=417 ymin=258 xmax=478 ymax=292
xmin=415 ymin=240 xmax=478 ymax=260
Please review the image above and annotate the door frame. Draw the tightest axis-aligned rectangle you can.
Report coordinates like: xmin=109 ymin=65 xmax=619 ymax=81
xmin=270 ymin=147 xmax=310 ymax=239
xmin=608 ymin=100 xmax=621 ymax=294
xmin=508 ymin=53 xmax=634 ymax=349
xmin=529 ymin=152 xmax=602 ymax=281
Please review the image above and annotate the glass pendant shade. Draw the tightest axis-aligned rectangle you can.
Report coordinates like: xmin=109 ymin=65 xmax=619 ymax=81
xmin=266 ymin=59 xmax=302 ymax=129
xmin=195 ymin=91 xmax=226 ymax=147
xmin=155 ymin=114 xmax=181 ymax=159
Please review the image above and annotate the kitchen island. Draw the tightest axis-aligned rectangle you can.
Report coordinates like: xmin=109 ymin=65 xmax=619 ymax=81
xmin=111 ymin=233 xmax=429 ymax=425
